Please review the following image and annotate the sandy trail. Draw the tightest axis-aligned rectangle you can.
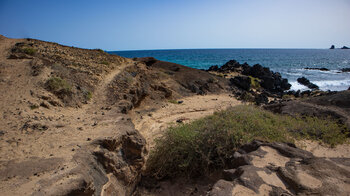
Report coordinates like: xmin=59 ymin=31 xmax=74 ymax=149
xmin=131 ymin=94 xmax=242 ymax=147
xmin=0 ymin=37 xmax=136 ymax=194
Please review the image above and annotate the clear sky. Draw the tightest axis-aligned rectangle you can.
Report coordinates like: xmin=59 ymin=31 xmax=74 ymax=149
xmin=0 ymin=0 xmax=349 ymax=50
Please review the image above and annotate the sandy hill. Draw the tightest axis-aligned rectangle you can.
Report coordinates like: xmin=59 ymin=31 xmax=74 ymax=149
xmin=0 ymin=35 xmax=234 ymax=195
xmin=0 ymin=35 xmax=349 ymax=196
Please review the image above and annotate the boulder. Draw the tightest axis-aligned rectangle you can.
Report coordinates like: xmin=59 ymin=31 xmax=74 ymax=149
xmin=230 ymin=76 xmax=251 ymax=91
xmin=330 ymin=45 xmax=335 ymax=49
xmin=297 ymin=77 xmax=319 ymax=90
xmin=255 ymin=93 xmax=269 ymax=105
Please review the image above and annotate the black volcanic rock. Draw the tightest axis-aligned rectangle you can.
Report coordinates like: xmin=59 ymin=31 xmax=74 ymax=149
xmin=135 ymin=57 xmax=157 ymax=66
xmin=341 ymin=68 xmax=350 ymax=72
xmin=209 ymin=60 xmax=291 ymax=94
xmin=304 ymin=67 xmax=329 ymax=71
xmin=330 ymin=45 xmax=335 ymax=49
xmin=341 ymin=46 xmax=350 ymax=49
xmin=230 ymin=76 xmax=251 ymax=91
xmin=297 ymin=77 xmax=319 ymax=90
xmin=207 ymin=65 xmax=219 ymax=71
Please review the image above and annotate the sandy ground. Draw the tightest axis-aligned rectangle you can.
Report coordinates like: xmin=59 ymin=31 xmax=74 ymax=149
xmin=296 ymin=140 xmax=350 ymax=158
xmin=0 ymin=36 xmax=135 ymax=195
xmin=130 ymin=94 xmax=242 ymax=148
xmin=1 ymin=35 xmax=350 ymax=195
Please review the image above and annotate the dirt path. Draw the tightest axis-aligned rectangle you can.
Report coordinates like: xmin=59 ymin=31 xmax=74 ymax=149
xmin=130 ymin=94 xmax=242 ymax=148
xmin=0 ymin=37 xmax=135 ymax=195
xmin=91 ymin=60 xmax=133 ymax=106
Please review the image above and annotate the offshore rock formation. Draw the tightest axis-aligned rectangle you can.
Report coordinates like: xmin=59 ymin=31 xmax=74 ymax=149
xmin=341 ymin=68 xmax=350 ymax=72
xmin=304 ymin=67 xmax=329 ymax=71
xmin=297 ymin=77 xmax=319 ymax=90
xmin=330 ymin=45 xmax=335 ymax=49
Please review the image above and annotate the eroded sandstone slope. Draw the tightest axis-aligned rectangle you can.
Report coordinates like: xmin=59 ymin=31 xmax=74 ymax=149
xmin=0 ymin=35 xmax=232 ymax=195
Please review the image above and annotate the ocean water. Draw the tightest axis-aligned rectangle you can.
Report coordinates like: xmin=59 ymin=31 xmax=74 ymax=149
xmin=110 ymin=49 xmax=350 ymax=91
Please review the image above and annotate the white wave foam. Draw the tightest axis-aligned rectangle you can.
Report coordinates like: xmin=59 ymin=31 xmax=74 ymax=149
xmin=314 ymin=80 xmax=350 ymax=91
xmin=290 ymin=82 xmax=309 ymax=91
xmin=285 ymin=72 xmax=303 ymax=76
xmin=290 ymin=80 xmax=350 ymax=91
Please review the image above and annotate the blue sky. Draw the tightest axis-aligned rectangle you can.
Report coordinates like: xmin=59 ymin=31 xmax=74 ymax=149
xmin=0 ymin=0 xmax=349 ymax=50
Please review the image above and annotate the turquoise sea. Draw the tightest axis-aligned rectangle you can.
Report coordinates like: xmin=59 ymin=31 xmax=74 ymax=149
xmin=110 ymin=49 xmax=350 ymax=91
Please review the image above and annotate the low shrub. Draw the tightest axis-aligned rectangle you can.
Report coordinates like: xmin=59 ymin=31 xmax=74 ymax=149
xmin=101 ymin=61 xmax=109 ymax=65
xmin=249 ymin=76 xmax=261 ymax=90
xmin=239 ymin=91 xmax=255 ymax=102
xmin=146 ymin=105 xmax=348 ymax=179
xmin=84 ymin=90 xmax=92 ymax=101
xmin=46 ymin=77 xmax=72 ymax=95
xmin=168 ymin=100 xmax=179 ymax=104
xmin=30 ymin=104 xmax=39 ymax=110
xmin=22 ymin=47 xmax=36 ymax=55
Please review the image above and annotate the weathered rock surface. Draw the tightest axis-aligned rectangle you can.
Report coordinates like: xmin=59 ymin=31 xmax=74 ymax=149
xmin=209 ymin=141 xmax=350 ymax=196
xmin=0 ymin=117 xmax=146 ymax=196
xmin=265 ymin=90 xmax=350 ymax=128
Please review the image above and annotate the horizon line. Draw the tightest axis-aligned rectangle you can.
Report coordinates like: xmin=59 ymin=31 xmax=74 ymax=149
xmin=110 ymin=47 xmax=334 ymax=52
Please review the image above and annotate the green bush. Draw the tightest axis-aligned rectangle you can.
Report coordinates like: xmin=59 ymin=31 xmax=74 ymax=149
xmin=30 ymin=104 xmax=39 ymax=110
xmin=239 ymin=91 xmax=255 ymax=102
xmin=22 ymin=47 xmax=36 ymax=55
xmin=146 ymin=105 xmax=348 ymax=179
xmin=84 ymin=90 xmax=92 ymax=101
xmin=101 ymin=61 xmax=109 ymax=65
xmin=249 ymin=76 xmax=261 ymax=90
xmin=46 ymin=77 xmax=72 ymax=95
xmin=95 ymin=49 xmax=105 ymax=53
xmin=168 ymin=100 xmax=179 ymax=104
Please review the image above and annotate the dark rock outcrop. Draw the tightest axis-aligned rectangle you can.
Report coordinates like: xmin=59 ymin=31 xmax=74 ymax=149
xmin=136 ymin=57 xmax=229 ymax=97
xmin=208 ymin=60 xmax=291 ymax=95
xmin=135 ymin=57 xmax=157 ymax=66
xmin=297 ymin=77 xmax=319 ymax=90
xmin=244 ymin=64 xmax=291 ymax=93
xmin=264 ymin=90 xmax=350 ymax=128
xmin=341 ymin=46 xmax=350 ymax=49
xmin=341 ymin=68 xmax=350 ymax=72
xmin=330 ymin=45 xmax=335 ymax=49
xmin=304 ymin=67 xmax=329 ymax=71
xmin=230 ymin=76 xmax=251 ymax=91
